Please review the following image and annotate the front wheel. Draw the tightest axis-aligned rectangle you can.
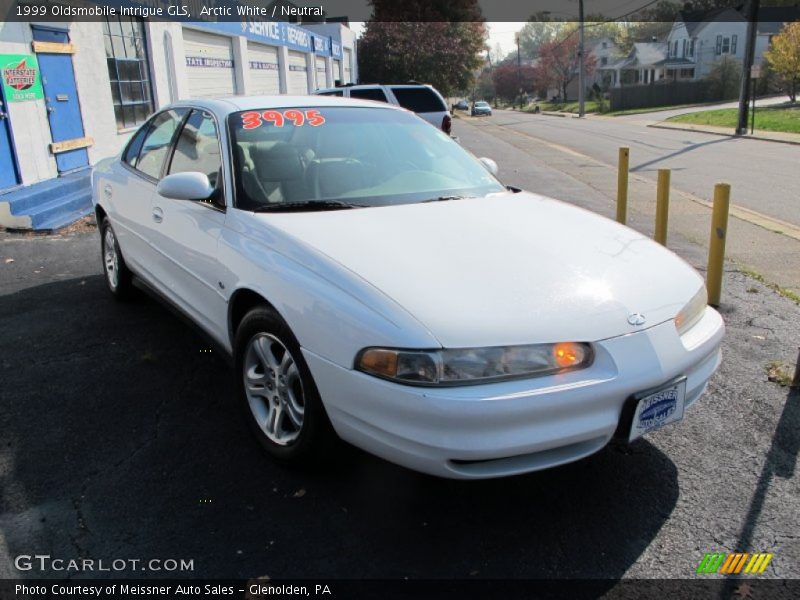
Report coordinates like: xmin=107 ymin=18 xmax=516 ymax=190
xmin=234 ymin=307 xmax=336 ymax=464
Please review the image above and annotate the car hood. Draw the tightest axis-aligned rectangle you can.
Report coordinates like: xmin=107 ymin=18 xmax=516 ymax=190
xmin=258 ymin=193 xmax=703 ymax=348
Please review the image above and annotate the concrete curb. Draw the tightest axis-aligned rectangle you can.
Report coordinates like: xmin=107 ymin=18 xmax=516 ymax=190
xmin=649 ymin=122 xmax=800 ymax=147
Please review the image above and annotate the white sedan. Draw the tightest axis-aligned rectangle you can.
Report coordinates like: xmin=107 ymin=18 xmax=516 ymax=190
xmin=92 ymin=96 xmax=724 ymax=479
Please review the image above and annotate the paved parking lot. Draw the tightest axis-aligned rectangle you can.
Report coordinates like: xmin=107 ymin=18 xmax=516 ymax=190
xmin=0 ymin=193 xmax=798 ymax=583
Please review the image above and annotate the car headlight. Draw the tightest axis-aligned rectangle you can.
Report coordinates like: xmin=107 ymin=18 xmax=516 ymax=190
xmin=675 ymin=286 xmax=707 ymax=335
xmin=356 ymin=342 xmax=593 ymax=386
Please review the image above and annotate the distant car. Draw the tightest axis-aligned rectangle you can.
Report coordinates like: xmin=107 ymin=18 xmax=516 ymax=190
xmin=453 ymin=100 xmax=469 ymax=111
xmin=92 ymin=95 xmax=724 ymax=479
xmin=471 ymin=101 xmax=492 ymax=117
xmin=314 ymin=83 xmax=452 ymax=135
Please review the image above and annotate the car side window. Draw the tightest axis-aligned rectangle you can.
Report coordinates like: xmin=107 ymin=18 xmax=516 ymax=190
xmin=122 ymin=123 xmax=149 ymax=168
xmin=318 ymin=91 xmax=343 ymax=97
xmin=350 ymin=88 xmax=388 ymax=103
xmin=168 ymin=110 xmax=222 ymax=189
xmin=391 ymin=87 xmax=446 ymax=113
xmin=136 ymin=109 xmax=187 ymax=180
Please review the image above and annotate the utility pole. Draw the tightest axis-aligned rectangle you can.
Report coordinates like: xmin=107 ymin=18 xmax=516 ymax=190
xmin=578 ymin=0 xmax=585 ymax=117
xmin=736 ymin=0 xmax=760 ymax=135
xmin=516 ymin=33 xmax=522 ymax=108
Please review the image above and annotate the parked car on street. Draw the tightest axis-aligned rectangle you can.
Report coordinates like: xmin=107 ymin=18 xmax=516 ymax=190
xmin=453 ymin=99 xmax=469 ymax=111
xmin=92 ymin=95 xmax=724 ymax=479
xmin=471 ymin=101 xmax=493 ymax=116
xmin=313 ymin=83 xmax=452 ymax=135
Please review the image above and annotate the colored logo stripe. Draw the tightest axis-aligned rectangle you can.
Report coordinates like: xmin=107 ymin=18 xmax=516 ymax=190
xmin=744 ymin=553 xmax=773 ymax=574
xmin=697 ymin=552 xmax=773 ymax=574
xmin=697 ymin=553 xmax=726 ymax=574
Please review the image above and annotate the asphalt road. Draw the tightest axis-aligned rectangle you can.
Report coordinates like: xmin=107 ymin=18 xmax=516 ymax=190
xmin=476 ymin=108 xmax=800 ymax=228
xmin=1 ymin=206 xmax=798 ymax=587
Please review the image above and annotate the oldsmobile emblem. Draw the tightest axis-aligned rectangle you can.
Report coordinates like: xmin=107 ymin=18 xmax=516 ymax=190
xmin=627 ymin=313 xmax=646 ymax=326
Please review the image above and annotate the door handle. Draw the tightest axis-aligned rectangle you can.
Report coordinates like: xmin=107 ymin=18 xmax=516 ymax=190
xmin=152 ymin=207 xmax=163 ymax=223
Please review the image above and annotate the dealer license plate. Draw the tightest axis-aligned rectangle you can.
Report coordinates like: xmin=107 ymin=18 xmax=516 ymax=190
xmin=629 ymin=378 xmax=687 ymax=442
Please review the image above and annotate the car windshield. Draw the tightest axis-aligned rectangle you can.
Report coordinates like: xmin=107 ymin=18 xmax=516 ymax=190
xmin=228 ymin=107 xmax=504 ymax=211
xmin=476 ymin=102 xmax=489 ymax=107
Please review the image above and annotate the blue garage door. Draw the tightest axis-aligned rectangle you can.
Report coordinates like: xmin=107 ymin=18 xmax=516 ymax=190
xmin=33 ymin=26 xmax=89 ymax=173
xmin=0 ymin=85 xmax=20 ymax=190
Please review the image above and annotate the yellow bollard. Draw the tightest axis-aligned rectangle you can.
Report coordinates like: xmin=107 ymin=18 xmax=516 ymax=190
xmin=707 ymin=183 xmax=731 ymax=307
xmin=654 ymin=169 xmax=671 ymax=246
xmin=616 ymin=147 xmax=629 ymax=224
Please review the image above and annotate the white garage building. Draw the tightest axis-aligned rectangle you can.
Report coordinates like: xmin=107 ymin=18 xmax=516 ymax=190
xmin=0 ymin=10 xmax=357 ymax=229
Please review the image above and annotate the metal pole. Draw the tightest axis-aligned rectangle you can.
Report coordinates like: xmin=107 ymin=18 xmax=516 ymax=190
xmin=578 ymin=0 xmax=585 ymax=117
xmin=655 ymin=169 xmax=671 ymax=246
xmin=616 ymin=147 xmax=629 ymax=224
xmin=751 ymin=76 xmax=756 ymax=134
xmin=736 ymin=0 xmax=760 ymax=135
xmin=516 ymin=34 xmax=522 ymax=109
xmin=707 ymin=183 xmax=731 ymax=307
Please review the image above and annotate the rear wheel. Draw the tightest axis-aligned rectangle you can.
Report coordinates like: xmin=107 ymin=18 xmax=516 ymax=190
xmin=234 ymin=306 xmax=336 ymax=464
xmin=100 ymin=217 xmax=133 ymax=300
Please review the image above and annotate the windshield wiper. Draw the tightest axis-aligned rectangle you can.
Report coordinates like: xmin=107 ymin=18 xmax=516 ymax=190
xmin=421 ymin=195 xmax=472 ymax=203
xmin=251 ymin=200 xmax=365 ymax=213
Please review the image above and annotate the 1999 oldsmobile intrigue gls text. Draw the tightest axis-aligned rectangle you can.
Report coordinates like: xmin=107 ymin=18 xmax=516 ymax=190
xmin=92 ymin=95 xmax=724 ymax=479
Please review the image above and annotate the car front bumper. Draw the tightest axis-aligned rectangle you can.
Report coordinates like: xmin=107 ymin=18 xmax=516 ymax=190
xmin=303 ymin=307 xmax=724 ymax=479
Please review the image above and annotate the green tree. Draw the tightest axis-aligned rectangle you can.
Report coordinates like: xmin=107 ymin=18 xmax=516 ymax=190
xmin=475 ymin=69 xmax=495 ymax=103
xmin=517 ymin=14 xmax=562 ymax=60
xmin=358 ymin=1 xmax=487 ymax=96
xmin=765 ymin=21 xmax=800 ymax=102
xmin=707 ymin=56 xmax=742 ymax=100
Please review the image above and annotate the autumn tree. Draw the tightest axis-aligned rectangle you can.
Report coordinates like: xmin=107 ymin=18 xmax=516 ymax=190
xmin=765 ymin=21 xmax=800 ymax=102
xmin=491 ymin=63 xmax=537 ymax=102
xmin=536 ymin=32 xmax=597 ymax=101
xmin=358 ymin=0 xmax=487 ymax=96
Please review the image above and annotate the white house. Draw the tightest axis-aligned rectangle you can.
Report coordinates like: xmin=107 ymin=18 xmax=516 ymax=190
xmin=618 ymin=42 xmax=669 ymax=85
xmin=664 ymin=5 xmax=800 ymax=81
xmin=664 ymin=8 xmax=746 ymax=81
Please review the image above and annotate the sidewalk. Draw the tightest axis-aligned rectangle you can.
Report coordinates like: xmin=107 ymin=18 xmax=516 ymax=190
xmin=650 ymin=121 xmax=800 ymax=146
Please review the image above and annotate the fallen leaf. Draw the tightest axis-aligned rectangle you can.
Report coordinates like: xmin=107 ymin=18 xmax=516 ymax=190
xmin=293 ymin=488 xmax=306 ymax=498
xmin=4 ymin=258 xmax=13 ymax=264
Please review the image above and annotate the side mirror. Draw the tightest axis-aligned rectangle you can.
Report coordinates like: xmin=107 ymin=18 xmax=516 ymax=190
xmin=156 ymin=172 xmax=214 ymax=201
xmin=479 ymin=157 xmax=498 ymax=176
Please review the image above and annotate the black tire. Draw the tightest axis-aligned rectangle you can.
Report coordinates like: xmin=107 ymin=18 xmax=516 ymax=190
xmin=100 ymin=217 xmax=134 ymax=300
xmin=234 ymin=306 xmax=337 ymax=464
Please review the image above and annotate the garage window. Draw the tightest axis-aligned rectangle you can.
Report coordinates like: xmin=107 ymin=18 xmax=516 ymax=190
xmin=104 ymin=16 xmax=154 ymax=130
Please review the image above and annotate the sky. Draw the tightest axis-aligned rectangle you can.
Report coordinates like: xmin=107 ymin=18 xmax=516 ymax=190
xmin=350 ymin=22 xmax=529 ymax=59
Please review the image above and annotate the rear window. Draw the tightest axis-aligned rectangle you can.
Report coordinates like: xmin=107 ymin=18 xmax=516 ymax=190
xmin=350 ymin=88 xmax=388 ymax=103
xmin=390 ymin=87 xmax=446 ymax=113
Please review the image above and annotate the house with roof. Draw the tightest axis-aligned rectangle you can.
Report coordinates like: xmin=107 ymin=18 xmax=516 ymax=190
xmin=664 ymin=7 xmax=746 ymax=81
xmin=663 ymin=5 xmax=800 ymax=82
xmin=617 ymin=42 xmax=669 ymax=85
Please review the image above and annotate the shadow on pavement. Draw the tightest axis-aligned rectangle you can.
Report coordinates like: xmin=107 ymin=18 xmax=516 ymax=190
xmin=720 ymin=385 xmax=799 ymax=596
xmin=1 ymin=275 xmax=680 ymax=581
xmin=630 ymin=136 xmax=732 ymax=173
